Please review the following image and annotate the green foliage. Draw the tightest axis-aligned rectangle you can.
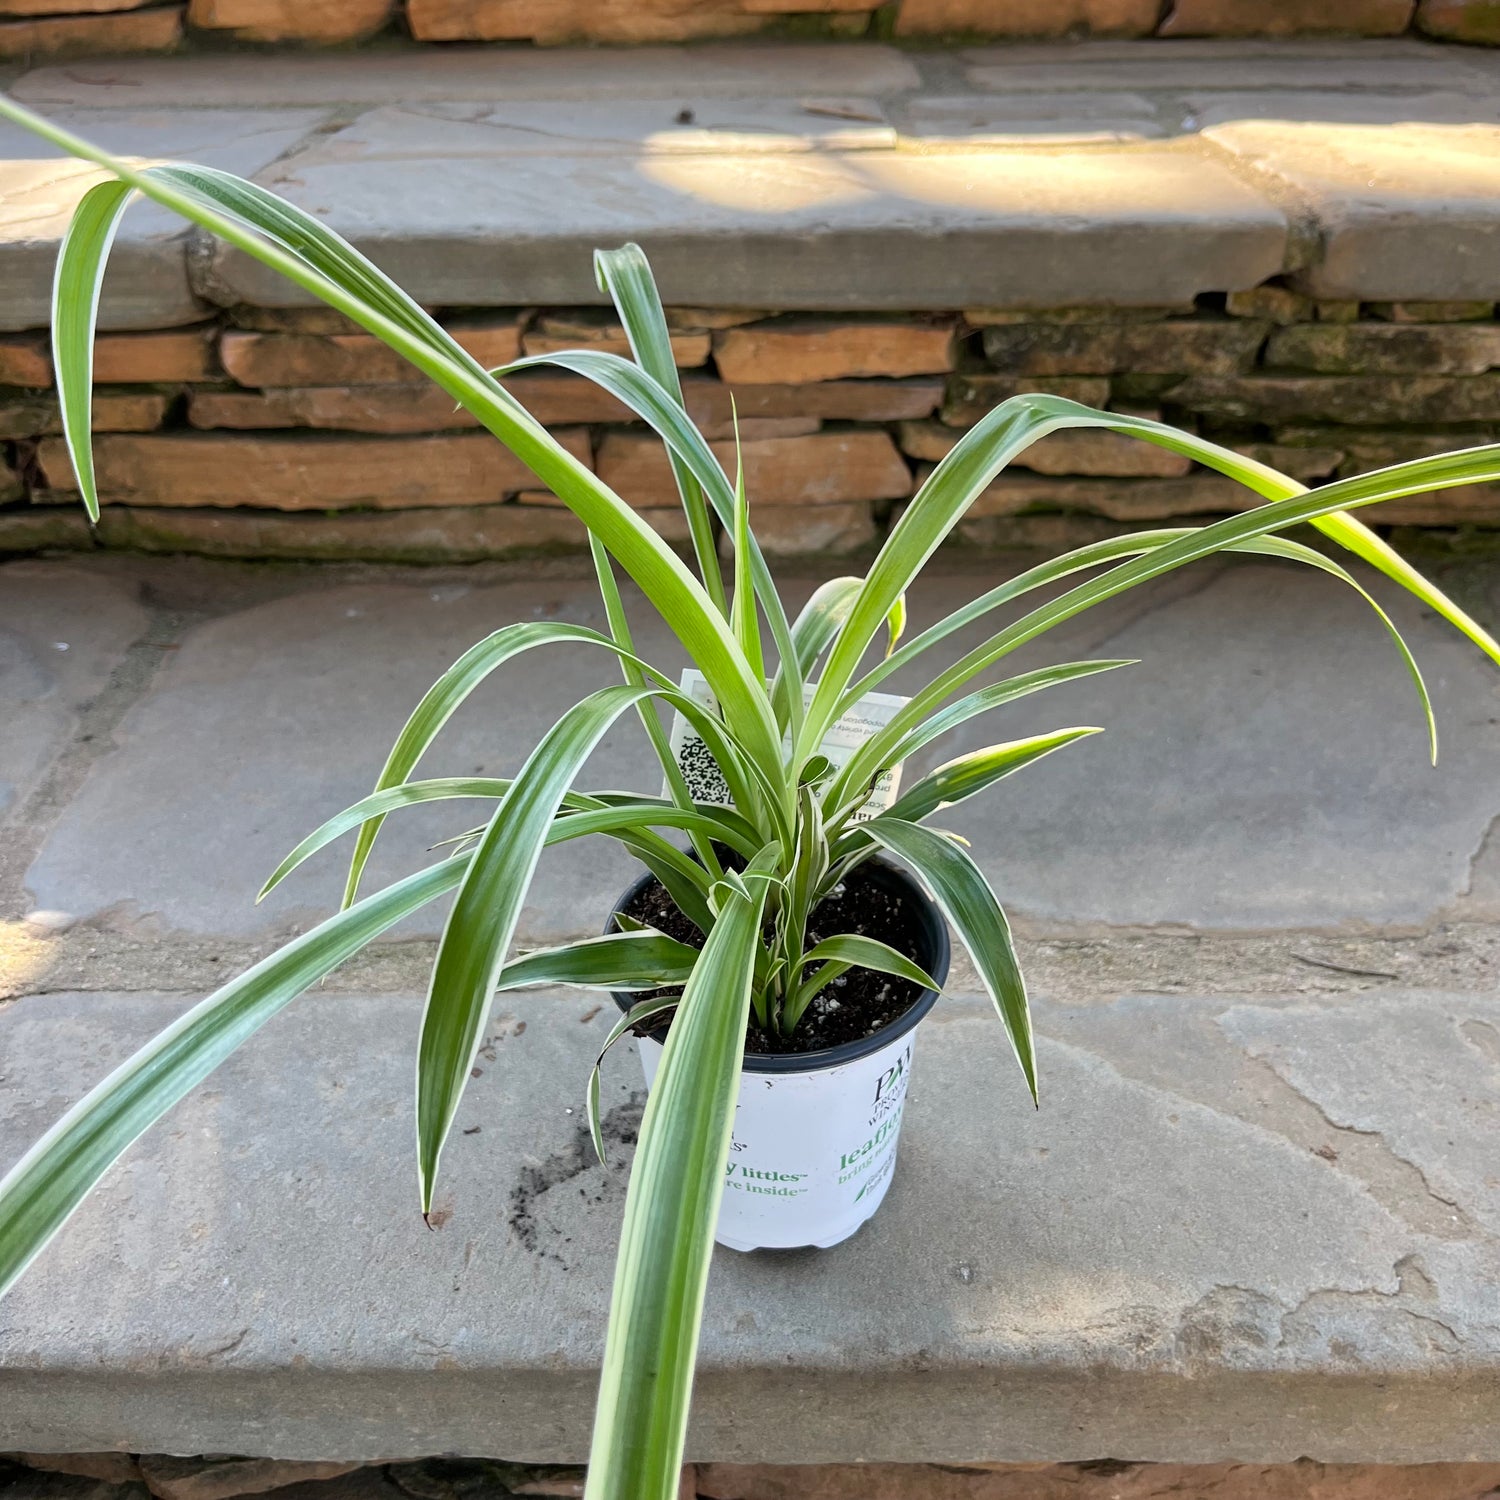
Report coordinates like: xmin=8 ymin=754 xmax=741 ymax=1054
xmin=3 ymin=95 xmax=1500 ymax=1500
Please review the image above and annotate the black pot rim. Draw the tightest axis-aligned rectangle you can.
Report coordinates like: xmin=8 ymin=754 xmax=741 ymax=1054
xmin=606 ymin=854 xmax=951 ymax=1074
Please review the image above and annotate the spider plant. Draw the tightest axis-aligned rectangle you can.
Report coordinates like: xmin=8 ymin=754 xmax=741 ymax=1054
xmin=2 ymin=98 xmax=1500 ymax=1500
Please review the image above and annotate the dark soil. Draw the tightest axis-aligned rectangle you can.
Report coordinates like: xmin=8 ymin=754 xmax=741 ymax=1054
xmin=616 ymin=864 xmax=929 ymax=1055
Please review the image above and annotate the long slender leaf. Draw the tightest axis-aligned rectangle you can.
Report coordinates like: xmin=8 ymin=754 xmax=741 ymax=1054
xmin=51 ymin=177 xmax=133 ymax=521
xmin=586 ymin=994 xmax=683 ymax=1165
xmin=260 ymin=778 xmax=763 ymax=900
xmin=0 ymin=99 xmax=784 ymax=786
xmin=878 ymin=727 xmax=1102 ymax=827
xmin=0 ymin=854 xmax=471 ymax=1301
xmin=496 ymin=931 xmax=700 ymax=994
xmin=596 ymin=244 xmax=725 ymax=612
xmin=863 ymin=818 xmax=1036 ymax=1102
xmin=500 ymin=344 xmax=803 ymax=751
xmin=586 ymin=870 xmax=770 ymax=1500
xmin=825 ymin=660 xmax=1131 ymax=815
xmin=801 ymin=395 xmax=1500 ymax=760
xmin=416 ymin=684 xmax=660 ymax=1210
xmin=343 ymin=621 xmax=668 ymax=905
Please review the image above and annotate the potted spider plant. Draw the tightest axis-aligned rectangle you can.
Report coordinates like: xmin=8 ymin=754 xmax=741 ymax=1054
xmin=3 ymin=99 xmax=1500 ymax=1500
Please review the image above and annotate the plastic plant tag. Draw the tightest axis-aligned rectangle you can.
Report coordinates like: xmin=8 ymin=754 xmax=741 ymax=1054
xmin=667 ymin=668 xmax=908 ymax=823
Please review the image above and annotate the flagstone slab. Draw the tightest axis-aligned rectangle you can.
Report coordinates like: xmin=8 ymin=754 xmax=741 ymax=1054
xmin=7 ymin=45 xmax=921 ymax=109
xmin=0 ymin=561 xmax=148 ymax=821
xmin=1204 ymin=120 xmax=1500 ymax=300
xmin=0 ymin=108 xmax=328 ymax=331
xmin=16 ymin=557 xmax=1500 ymax=942
xmin=203 ymin=140 xmax=1284 ymax=311
xmin=2 ymin=986 xmax=1498 ymax=1463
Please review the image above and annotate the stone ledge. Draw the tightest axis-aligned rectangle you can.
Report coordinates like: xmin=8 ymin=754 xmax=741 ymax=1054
xmin=2 ymin=43 xmax=1500 ymax=317
xmin=2 ymin=985 xmax=1499 ymax=1464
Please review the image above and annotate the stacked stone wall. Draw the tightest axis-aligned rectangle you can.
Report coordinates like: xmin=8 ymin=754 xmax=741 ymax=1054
xmin=4 ymin=0 xmax=1500 ymax=61
xmin=6 ymin=288 xmax=1500 ymax=563
xmin=8 ymin=1454 xmax=1500 ymax=1500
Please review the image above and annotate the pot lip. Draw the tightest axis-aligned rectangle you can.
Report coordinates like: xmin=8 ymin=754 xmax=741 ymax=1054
xmin=606 ymin=855 xmax=951 ymax=1075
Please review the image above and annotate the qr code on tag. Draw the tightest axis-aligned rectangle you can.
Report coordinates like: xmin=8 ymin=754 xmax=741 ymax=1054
xmin=666 ymin=669 xmax=908 ymax=820
xmin=675 ymin=731 xmax=732 ymax=805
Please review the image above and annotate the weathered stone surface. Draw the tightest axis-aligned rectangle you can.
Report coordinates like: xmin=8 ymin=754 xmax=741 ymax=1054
xmin=960 ymin=38 xmax=1486 ymax=93
xmin=1159 ymin=0 xmax=1415 ymax=35
xmin=210 ymin=142 xmax=1285 ymax=312
xmin=0 ymin=391 xmax=170 ymax=438
xmin=697 ymin=1460 xmax=1500 ymax=1498
xmin=665 ymin=308 xmax=765 ymax=331
xmin=21 ymin=558 xmax=1500 ymax=941
xmin=188 ymin=379 xmax=632 ymax=433
xmin=1356 ymin=484 xmax=1500 ymax=526
xmin=136 ymin=1457 xmax=361 ymax=1500
xmin=0 ymin=1473 xmax=145 ymax=1500
xmin=900 ymin=91 xmax=1164 ymax=146
xmin=1225 ymin=284 xmax=1313 ymax=325
xmin=0 ymin=560 xmax=148 ymax=817
xmin=185 ymin=0 xmax=392 ymax=41
xmin=688 ymin=378 xmax=942 ymax=424
xmin=0 ymin=335 xmax=51 ymax=387
xmin=0 ymin=107 xmax=328 ymax=332
xmin=92 ymin=328 xmax=219 ymax=384
xmin=0 ymin=5 xmax=181 ymax=56
xmin=941 ymin=374 xmax=1110 ymax=426
xmin=0 ymin=455 xmax=24 ymax=504
xmin=1165 ymin=373 xmax=1500 ymax=425
xmin=717 ymin=500 xmax=876 ymax=555
xmin=896 ymin=0 xmax=1158 ymax=36
xmin=1369 ymin=301 xmax=1496 ymax=323
xmin=965 ymin=305 xmax=1191 ymax=325
xmin=227 ymin=307 xmax=365 ymax=335
xmin=18 ymin=572 xmax=692 ymax=938
xmin=1205 ymin=121 xmax=1500 ymax=301
xmin=10 ymin=1457 xmax=142 ymax=1485
xmin=88 ymin=501 xmax=640 ymax=561
xmin=406 ymin=0 xmax=763 ymax=44
xmin=37 ymin=431 xmax=591 ymax=510
xmin=0 ymin=0 xmax=158 ymax=12
xmin=1229 ymin=440 xmax=1345 ymax=482
xmin=1417 ymin=0 xmax=1500 ymax=41
xmin=221 ymin=321 xmax=521 ymax=388
xmin=597 ymin=431 xmax=910 ymax=509
xmin=712 ymin=319 xmax=955 ymax=384
xmin=0 ymin=506 xmax=93 ymax=555
xmin=1316 ymin=300 xmax=1362 ymax=323
xmin=981 ymin=320 xmax=1267 ymax=376
xmin=898 ymin=419 xmax=1192 ymax=477
xmin=1265 ymin=323 xmax=1500 ymax=375
xmin=967 ymin=472 xmax=1246 ymax=520
xmin=11 ymin=45 xmax=921 ymax=108
xmin=7 ymin=981 xmax=1500 ymax=1460
xmin=697 ymin=416 xmax=820 ymax=441
xmin=523 ymin=315 xmax=709 ymax=367
xmin=1280 ymin=426 xmax=1498 ymax=476
xmin=944 ymin=558 xmax=1500 ymax=927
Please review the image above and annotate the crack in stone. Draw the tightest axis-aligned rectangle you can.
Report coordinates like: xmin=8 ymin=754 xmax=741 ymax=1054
xmin=1175 ymin=1255 xmax=1463 ymax=1367
xmin=1231 ymin=1052 xmax=1478 ymax=1241
xmin=1 ymin=594 xmax=191 ymax=924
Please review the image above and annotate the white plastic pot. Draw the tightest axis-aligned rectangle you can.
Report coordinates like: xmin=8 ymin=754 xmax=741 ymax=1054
xmin=611 ymin=859 xmax=950 ymax=1252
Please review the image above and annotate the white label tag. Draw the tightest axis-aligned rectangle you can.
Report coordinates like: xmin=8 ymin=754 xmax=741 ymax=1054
xmin=667 ymin=668 xmax=908 ymax=824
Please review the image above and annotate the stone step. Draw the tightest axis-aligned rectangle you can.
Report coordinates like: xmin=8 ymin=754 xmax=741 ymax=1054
xmin=2 ymin=983 xmax=1497 ymax=1463
xmin=3 ymin=40 xmax=1500 ymax=326
xmin=8 ymin=555 xmax=1500 ymax=951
